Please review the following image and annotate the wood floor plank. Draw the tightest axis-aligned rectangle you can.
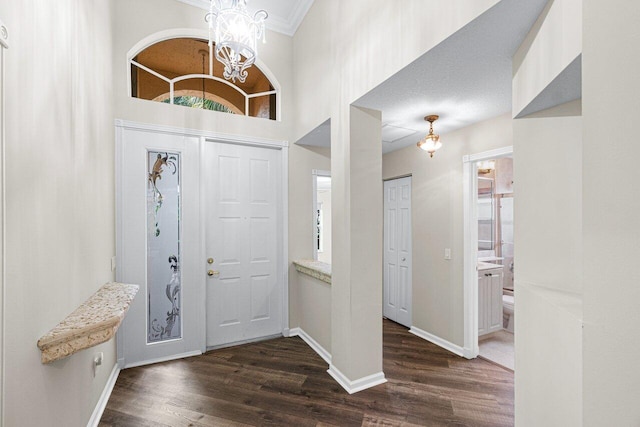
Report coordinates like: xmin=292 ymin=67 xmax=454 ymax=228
xmin=100 ymin=320 xmax=513 ymax=426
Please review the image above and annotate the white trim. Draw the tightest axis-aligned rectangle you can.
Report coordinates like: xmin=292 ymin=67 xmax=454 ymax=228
xmin=86 ymin=364 xmax=120 ymax=427
xmin=114 ymin=124 xmax=125 ymax=369
xmin=327 ymin=365 xmax=387 ymax=395
xmin=409 ymin=326 xmax=467 ymax=358
xmin=462 ymin=146 xmax=513 ymax=360
xmin=311 ymin=170 xmax=331 ymax=261
xmin=171 ymin=0 xmax=315 ymax=36
xmin=115 ymin=119 xmax=287 ymax=148
xmin=282 ymin=145 xmax=290 ymax=335
xmin=198 ymin=138 xmax=208 ymax=354
xmin=0 ymin=21 xmax=7 ymax=426
xmin=288 ymin=327 xmax=331 ymax=365
xmin=124 ymin=350 xmax=202 ymax=369
xmin=462 ymin=155 xmax=479 ymax=359
xmin=463 ymin=146 xmax=513 ymax=163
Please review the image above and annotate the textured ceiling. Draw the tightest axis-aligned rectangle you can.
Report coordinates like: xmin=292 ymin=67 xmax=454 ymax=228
xmin=297 ymin=0 xmax=551 ymax=154
xmin=174 ymin=0 xmax=314 ymax=36
xmin=355 ymin=0 xmax=550 ymax=154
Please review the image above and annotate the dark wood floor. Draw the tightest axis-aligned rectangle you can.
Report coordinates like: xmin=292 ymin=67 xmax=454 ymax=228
xmin=100 ymin=320 xmax=513 ymax=426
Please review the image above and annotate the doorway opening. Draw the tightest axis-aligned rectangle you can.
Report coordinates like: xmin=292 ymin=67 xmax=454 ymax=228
xmin=462 ymin=146 xmax=513 ymax=368
xmin=476 ymin=156 xmax=514 ymax=370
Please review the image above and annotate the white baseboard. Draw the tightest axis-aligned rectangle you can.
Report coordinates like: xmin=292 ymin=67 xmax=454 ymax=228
xmin=124 ymin=350 xmax=202 ymax=369
xmin=409 ymin=326 xmax=465 ymax=357
xmin=282 ymin=327 xmax=291 ymax=337
xmin=288 ymin=327 xmax=332 ymax=365
xmin=87 ymin=363 xmax=120 ymax=427
xmin=327 ymin=364 xmax=387 ymax=394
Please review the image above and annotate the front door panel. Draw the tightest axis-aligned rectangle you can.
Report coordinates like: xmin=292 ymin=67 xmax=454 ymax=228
xmin=205 ymin=141 xmax=282 ymax=347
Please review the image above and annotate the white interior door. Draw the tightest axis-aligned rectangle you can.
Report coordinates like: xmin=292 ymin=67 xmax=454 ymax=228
xmin=204 ymin=140 xmax=283 ymax=348
xmin=383 ymin=177 xmax=412 ymax=327
xmin=117 ymin=125 xmax=204 ymax=367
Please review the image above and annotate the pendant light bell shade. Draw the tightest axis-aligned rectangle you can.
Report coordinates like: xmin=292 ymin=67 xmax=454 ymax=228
xmin=417 ymin=115 xmax=442 ymax=158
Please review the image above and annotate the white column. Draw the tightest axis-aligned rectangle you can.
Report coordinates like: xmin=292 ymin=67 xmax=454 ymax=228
xmin=328 ymin=104 xmax=385 ymax=393
xmin=582 ymin=1 xmax=640 ymax=424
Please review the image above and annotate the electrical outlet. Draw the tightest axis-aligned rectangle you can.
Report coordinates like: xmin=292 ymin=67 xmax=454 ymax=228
xmin=111 ymin=256 xmax=116 ymax=272
xmin=93 ymin=352 xmax=104 ymax=377
xmin=444 ymin=248 xmax=452 ymax=260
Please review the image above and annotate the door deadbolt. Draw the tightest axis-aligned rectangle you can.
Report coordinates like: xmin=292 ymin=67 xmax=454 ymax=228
xmin=207 ymin=258 xmax=214 ymax=264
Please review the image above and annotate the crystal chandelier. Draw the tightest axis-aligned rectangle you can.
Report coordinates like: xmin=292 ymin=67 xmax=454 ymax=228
xmin=417 ymin=115 xmax=442 ymax=158
xmin=206 ymin=0 xmax=268 ymax=84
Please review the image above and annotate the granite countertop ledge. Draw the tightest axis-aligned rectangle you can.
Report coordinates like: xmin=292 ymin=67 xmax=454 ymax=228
xmin=37 ymin=282 xmax=139 ymax=364
xmin=293 ymin=260 xmax=332 ymax=284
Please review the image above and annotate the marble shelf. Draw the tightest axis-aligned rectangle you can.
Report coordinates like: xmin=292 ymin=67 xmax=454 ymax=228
xmin=293 ymin=259 xmax=332 ymax=284
xmin=37 ymin=282 xmax=139 ymax=364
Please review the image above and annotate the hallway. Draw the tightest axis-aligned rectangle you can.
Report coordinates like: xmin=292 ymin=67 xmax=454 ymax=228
xmin=100 ymin=321 xmax=513 ymax=426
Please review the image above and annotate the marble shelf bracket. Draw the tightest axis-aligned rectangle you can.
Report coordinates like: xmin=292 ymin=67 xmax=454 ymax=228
xmin=37 ymin=282 xmax=139 ymax=364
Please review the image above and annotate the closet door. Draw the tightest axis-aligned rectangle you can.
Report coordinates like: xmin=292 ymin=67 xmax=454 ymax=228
xmin=383 ymin=177 xmax=412 ymax=327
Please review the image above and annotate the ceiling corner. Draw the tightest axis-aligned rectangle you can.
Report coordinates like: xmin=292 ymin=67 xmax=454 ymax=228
xmin=173 ymin=0 xmax=315 ymax=37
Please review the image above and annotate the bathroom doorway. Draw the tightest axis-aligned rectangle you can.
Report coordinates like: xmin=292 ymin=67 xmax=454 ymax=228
xmin=462 ymin=146 xmax=514 ymax=369
xmin=476 ymin=156 xmax=514 ymax=370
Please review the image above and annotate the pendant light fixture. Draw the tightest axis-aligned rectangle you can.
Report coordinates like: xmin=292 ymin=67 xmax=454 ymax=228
xmin=205 ymin=0 xmax=268 ymax=84
xmin=417 ymin=115 xmax=442 ymax=158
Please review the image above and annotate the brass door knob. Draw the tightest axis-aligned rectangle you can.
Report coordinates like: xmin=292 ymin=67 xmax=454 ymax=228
xmin=207 ymin=270 xmax=220 ymax=277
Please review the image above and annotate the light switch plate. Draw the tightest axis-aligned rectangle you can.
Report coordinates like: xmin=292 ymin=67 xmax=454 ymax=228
xmin=444 ymin=248 xmax=452 ymax=260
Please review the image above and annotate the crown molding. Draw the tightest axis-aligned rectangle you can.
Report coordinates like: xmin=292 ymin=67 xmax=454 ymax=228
xmin=173 ymin=0 xmax=314 ymax=36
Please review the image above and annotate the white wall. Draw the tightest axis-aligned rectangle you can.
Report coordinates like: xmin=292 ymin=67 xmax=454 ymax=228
xmin=0 ymin=0 xmax=116 ymax=425
xmin=0 ymin=18 xmax=6 ymax=425
xmin=582 ymin=1 xmax=640 ymax=424
xmin=512 ymin=0 xmax=582 ymax=117
xmin=296 ymin=274 xmax=331 ymax=354
xmin=383 ymin=113 xmax=513 ymax=346
xmin=513 ymin=102 xmax=583 ymax=426
xmin=511 ymin=0 xmax=584 ymax=423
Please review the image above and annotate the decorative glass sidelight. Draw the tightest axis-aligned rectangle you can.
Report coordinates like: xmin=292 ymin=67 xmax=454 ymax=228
xmin=147 ymin=151 xmax=181 ymax=343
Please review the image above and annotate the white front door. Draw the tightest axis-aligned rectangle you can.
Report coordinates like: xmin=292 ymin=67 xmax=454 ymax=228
xmin=383 ymin=177 xmax=412 ymax=327
xmin=204 ymin=141 xmax=283 ymax=348
xmin=117 ymin=126 xmax=204 ymax=367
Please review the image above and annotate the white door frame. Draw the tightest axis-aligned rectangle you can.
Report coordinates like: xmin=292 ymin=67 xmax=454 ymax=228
xmin=0 ymin=17 xmax=8 ymax=426
xmin=462 ymin=146 xmax=512 ymax=358
xmin=116 ymin=119 xmax=289 ymax=365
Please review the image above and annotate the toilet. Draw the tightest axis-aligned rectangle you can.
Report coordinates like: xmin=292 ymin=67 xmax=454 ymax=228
xmin=503 ymin=294 xmax=514 ymax=333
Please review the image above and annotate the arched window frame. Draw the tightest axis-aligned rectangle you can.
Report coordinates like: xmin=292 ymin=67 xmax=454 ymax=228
xmin=127 ymin=28 xmax=281 ymax=121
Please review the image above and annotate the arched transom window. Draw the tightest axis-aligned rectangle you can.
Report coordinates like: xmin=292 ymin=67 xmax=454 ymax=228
xmin=130 ymin=37 xmax=277 ymax=120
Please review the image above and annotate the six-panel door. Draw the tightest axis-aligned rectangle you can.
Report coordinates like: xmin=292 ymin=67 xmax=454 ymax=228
xmin=204 ymin=141 xmax=283 ymax=348
xmin=383 ymin=177 xmax=412 ymax=328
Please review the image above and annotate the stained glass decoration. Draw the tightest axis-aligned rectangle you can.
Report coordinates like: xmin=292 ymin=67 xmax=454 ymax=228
xmin=147 ymin=151 xmax=182 ymax=343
